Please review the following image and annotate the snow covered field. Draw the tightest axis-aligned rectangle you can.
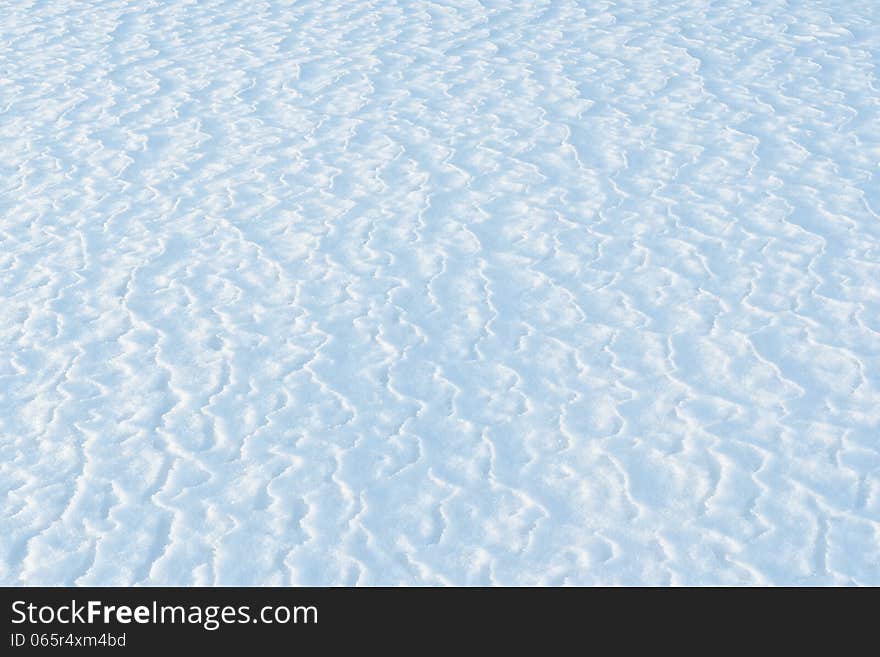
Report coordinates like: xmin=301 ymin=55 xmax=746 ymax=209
xmin=2 ymin=0 xmax=879 ymax=585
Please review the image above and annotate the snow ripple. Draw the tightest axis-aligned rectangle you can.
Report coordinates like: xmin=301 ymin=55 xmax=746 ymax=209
xmin=1 ymin=0 xmax=879 ymax=585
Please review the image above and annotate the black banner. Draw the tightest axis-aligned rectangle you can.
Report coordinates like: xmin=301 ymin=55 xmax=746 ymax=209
xmin=0 ymin=587 xmax=868 ymax=651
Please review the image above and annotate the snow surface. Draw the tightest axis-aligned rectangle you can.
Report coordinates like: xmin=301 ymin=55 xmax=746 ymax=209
xmin=2 ymin=0 xmax=879 ymax=586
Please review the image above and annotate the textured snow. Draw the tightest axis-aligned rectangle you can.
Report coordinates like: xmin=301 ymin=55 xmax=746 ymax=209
xmin=2 ymin=0 xmax=879 ymax=586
